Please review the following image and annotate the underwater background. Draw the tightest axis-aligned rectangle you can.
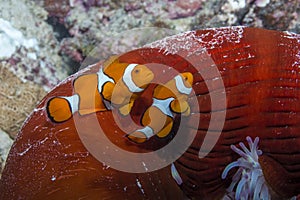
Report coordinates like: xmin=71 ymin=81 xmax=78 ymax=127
xmin=0 ymin=0 xmax=299 ymax=199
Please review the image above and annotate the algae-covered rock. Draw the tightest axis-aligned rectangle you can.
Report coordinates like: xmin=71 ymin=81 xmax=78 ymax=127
xmin=0 ymin=0 xmax=70 ymax=138
xmin=0 ymin=0 xmax=69 ymax=90
xmin=0 ymin=64 xmax=47 ymax=138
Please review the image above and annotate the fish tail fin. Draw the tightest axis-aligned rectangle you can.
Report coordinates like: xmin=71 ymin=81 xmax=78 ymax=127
xmin=46 ymin=95 xmax=78 ymax=123
xmin=127 ymin=126 xmax=154 ymax=144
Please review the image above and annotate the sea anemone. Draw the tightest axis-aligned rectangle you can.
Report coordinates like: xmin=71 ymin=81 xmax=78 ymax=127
xmin=222 ymin=136 xmax=270 ymax=200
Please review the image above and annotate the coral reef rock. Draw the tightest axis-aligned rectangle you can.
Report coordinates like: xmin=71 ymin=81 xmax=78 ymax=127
xmin=0 ymin=64 xmax=47 ymax=138
xmin=0 ymin=0 xmax=69 ymax=90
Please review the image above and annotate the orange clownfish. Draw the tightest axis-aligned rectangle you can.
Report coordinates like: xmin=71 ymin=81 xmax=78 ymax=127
xmin=46 ymin=58 xmax=154 ymax=123
xmin=127 ymin=72 xmax=193 ymax=143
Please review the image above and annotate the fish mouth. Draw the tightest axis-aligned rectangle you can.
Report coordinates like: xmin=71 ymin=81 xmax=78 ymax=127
xmin=185 ymin=80 xmax=193 ymax=88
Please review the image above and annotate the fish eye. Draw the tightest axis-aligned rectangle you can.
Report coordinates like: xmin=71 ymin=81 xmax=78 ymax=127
xmin=134 ymin=69 xmax=140 ymax=73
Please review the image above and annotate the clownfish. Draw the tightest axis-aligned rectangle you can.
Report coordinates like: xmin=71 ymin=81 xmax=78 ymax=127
xmin=127 ymin=72 xmax=193 ymax=143
xmin=46 ymin=57 xmax=154 ymax=123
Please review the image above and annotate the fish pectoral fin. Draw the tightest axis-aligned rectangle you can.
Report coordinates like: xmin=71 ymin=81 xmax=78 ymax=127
xmin=102 ymin=82 xmax=115 ymax=101
xmin=47 ymin=97 xmax=72 ymax=123
xmin=109 ymin=83 xmax=129 ymax=105
xmin=127 ymin=131 xmax=147 ymax=144
xmin=170 ymin=99 xmax=189 ymax=114
xmin=118 ymin=101 xmax=134 ymax=116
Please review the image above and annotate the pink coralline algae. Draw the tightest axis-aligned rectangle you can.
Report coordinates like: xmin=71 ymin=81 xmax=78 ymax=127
xmin=45 ymin=0 xmax=71 ymax=20
xmin=168 ymin=0 xmax=203 ymax=19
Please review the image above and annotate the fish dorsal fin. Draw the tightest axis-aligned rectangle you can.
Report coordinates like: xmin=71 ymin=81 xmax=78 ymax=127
xmin=103 ymin=57 xmax=128 ymax=82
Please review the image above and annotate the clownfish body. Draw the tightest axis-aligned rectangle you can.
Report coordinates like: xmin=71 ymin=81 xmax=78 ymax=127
xmin=127 ymin=72 xmax=193 ymax=143
xmin=47 ymin=58 xmax=154 ymax=123
xmin=109 ymin=63 xmax=155 ymax=115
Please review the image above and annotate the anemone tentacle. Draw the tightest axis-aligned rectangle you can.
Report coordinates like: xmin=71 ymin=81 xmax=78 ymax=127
xmin=221 ymin=136 xmax=270 ymax=200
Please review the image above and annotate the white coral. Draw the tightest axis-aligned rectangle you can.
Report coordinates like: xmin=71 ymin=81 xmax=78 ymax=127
xmin=221 ymin=136 xmax=270 ymax=200
xmin=0 ymin=18 xmax=39 ymax=59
